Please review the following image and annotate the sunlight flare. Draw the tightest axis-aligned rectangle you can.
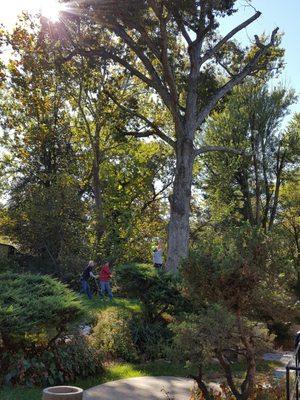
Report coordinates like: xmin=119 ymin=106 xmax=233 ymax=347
xmin=40 ymin=0 xmax=66 ymax=22
xmin=2 ymin=0 xmax=68 ymax=25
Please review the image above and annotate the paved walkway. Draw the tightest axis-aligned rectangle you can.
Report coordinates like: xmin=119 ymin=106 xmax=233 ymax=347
xmin=84 ymin=376 xmax=195 ymax=400
xmin=84 ymin=352 xmax=294 ymax=399
xmin=263 ymin=351 xmax=293 ymax=379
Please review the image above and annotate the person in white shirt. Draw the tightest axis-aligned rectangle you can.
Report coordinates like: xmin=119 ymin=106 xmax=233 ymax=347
xmin=152 ymin=240 xmax=163 ymax=269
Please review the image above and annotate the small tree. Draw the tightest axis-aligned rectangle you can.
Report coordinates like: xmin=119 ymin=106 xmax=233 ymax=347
xmin=173 ymin=225 xmax=296 ymax=400
xmin=276 ymin=167 xmax=300 ymax=290
xmin=0 ymin=17 xmax=88 ymax=274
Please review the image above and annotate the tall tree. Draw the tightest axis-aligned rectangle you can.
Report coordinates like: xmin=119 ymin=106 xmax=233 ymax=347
xmin=0 ymin=16 xmax=88 ymax=273
xmin=63 ymin=0 xmax=281 ymax=272
xmin=201 ymin=81 xmax=298 ymax=231
xmin=38 ymin=16 xmax=175 ymax=258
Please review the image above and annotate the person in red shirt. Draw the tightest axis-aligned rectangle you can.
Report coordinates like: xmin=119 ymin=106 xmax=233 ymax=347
xmin=99 ymin=261 xmax=113 ymax=300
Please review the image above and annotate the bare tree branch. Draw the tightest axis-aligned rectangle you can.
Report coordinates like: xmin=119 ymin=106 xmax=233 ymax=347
xmin=104 ymin=90 xmax=176 ymax=148
xmin=196 ymin=27 xmax=279 ymax=126
xmin=148 ymin=1 xmax=182 ymax=125
xmin=113 ymin=24 xmax=165 ymax=91
xmin=141 ymin=179 xmax=173 ymax=211
xmin=195 ymin=145 xmax=244 ymax=157
xmin=200 ymin=11 xmax=262 ymax=65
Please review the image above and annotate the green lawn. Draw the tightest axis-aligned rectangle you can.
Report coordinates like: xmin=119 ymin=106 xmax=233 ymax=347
xmin=81 ymin=296 xmax=142 ymax=314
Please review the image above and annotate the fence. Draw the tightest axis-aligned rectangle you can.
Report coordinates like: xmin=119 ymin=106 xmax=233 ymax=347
xmin=286 ymin=333 xmax=300 ymax=400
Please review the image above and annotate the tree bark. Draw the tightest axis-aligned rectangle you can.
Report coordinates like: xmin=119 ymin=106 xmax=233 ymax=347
xmin=250 ymin=129 xmax=261 ymax=226
xmin=269 ymin=149 xmax=285 ymax=230
xmin=92 ymin=135 xmax=105 ymax=249
xmin=166 ymin=138 xmax=194 ymax=273
xmin=237 ymin=309 xmax=256 ymax=400
xmin=189 ymin=365 xmax=214 ymax=400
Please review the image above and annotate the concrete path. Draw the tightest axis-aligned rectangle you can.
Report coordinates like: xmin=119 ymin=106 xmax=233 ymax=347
xmin=263 ymin=351 xmax=293 ymax=379
xmin=84 ymin=353 xmax=294 ymax=399
xmin=84 ymin=376 xmax=195 ymax=400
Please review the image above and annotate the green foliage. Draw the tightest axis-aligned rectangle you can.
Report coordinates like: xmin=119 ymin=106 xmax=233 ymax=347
xmin=115 ymin=263 xmax=187 ymax=321
xmin=0 ymin=272 xmax=84 ymax=349
xmin=172 ymin=305 xmax=273 ymax=367
xmin=1 ymin=180 xmax=88 ymax=275
xmin=0 ymin=273 xmax=103 ymax=386
xmin=0 ymin=17 xmax=90 ymax=274
xmin=113 ymin=263 xmax=189 ymax=360
xmin=0 ymin=257 xmax=19 ymax=274
xmin=0 ymin=16 xmax=171 ymax=270
xmin=88 ymin=264 xmax=187 ymax=362
xmin=90 ymin=307 xmax=139 ymax=362
xmin=173 ymin=225 xmax=296 ymax=399
xmin=90 ymin=303 xmax=172 ymax=362
xmin=200 ymin=80 xmax=298 ymax=230
xmin=185 ymin=224 xmax=295 ymax=319
xmin=95 ymin=141 xmax=170 ymax=263
xmin=1 ymin=337 xmax=103 ymax=387
xmin=130 ymin=316 xmax=172 ymax=361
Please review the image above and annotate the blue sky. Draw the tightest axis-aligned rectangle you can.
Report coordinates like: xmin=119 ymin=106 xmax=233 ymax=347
xmin=219 ymin=0 xmax=300 ymax=120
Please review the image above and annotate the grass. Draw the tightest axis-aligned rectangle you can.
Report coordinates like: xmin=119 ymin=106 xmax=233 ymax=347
xmin=81 ymin=296 xmax=142 ymax=314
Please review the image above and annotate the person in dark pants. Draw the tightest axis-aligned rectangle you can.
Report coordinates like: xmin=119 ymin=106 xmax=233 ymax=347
xmin=81 ymin=261 xmax=97 ymax=300
xmin=99 ymin=261 xmax=113 ymax=300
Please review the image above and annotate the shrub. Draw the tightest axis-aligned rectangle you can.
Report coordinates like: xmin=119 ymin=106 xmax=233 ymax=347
xmin=1 ymin=336 xmax=103 ymax=386
xmin=130 ymin=316 xmax=172 ymax=361
xmin=176 ymin=225 xmax=295 ymax=400
xmin=114 ymin=263 xmax=188 ymax=321
xmin=189 ymin=382 xmax=286 ymax=400
xmin=0 ymin=272 xmax=103 ymax=386
xmin=0 ymin=272 xmax=84 ymax=350
xmin=90 ymin=306 xmax=173 ymax=362
xmin=0 ymin=257 xmax=19 ymax=274
xmin=113 ymin=263 xmax=189 ymax=361
xmin=90 ymin=307 xmax=139 ymax=362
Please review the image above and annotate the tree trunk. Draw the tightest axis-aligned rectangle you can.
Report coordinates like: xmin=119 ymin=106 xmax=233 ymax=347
xmin=251 ymin=131 xmax=261 ymax=226
xmin=237 ymin=309 xmax=256 ymax=400
xmin=92 ymin=152 xmax=105 ymax=249
xmin=190 ymin=366 xmax=214 ymax=400
xmin=269 ymin=150 xmax=285 ymax=230
xmin=166 ymin=138 xmax=194 ymax=274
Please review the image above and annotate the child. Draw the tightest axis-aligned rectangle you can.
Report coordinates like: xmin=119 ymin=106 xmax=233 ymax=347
xmin=99 ymin=261 xmax=113 ymax=300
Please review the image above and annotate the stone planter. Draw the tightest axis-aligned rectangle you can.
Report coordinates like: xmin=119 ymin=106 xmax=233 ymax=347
xmin=42 ymin=386 xmax=83 ymax=400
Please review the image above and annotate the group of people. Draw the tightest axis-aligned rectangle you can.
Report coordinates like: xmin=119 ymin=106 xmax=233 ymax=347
xmin=80 ymin=240 xmax=164 ymax=300
xmin=80 ymin=260 xmax=113 ymax=300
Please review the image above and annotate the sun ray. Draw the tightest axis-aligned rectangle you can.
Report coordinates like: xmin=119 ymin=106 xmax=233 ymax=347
xmin=40 ymin=0 xmax=65 ymax=22
xmin=1 ymin=0 xmax=70 ymax=26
